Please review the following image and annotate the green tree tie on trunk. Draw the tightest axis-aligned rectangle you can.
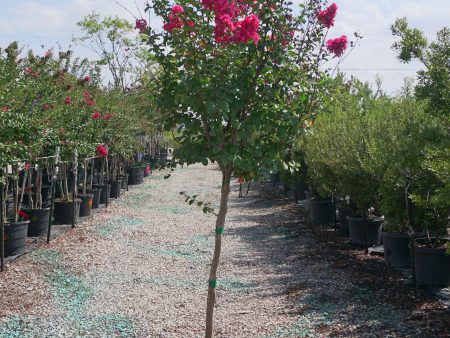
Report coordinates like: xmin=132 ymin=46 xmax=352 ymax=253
xmin=208 ymin=280 xmax=217 ymax=288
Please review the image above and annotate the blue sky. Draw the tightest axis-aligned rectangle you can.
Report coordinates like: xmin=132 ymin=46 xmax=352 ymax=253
xmin=0 ymin=0 xmax=449 ymax=94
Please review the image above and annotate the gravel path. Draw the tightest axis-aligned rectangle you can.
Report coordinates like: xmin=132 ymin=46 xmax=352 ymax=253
xmin=0 ymin=164 xmax=448 ymax=337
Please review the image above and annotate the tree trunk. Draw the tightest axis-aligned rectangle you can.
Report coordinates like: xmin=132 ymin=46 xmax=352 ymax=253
xmin=205 ymin=163 xmax=233 ymax=338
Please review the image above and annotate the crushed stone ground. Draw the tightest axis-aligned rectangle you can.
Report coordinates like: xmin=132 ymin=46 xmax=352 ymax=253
xmin=0 ymin=164 xmax=448 ymax=337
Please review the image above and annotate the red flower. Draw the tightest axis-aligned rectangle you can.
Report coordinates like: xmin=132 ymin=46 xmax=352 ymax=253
xmin=2 ymin=106 xmax=9 ymax=112
xmin=24 ymin=67 xmax=33 ymax=75
xmin=186 ymin=20 xmax=195 ymax=28
xmin=327 ymin=35 xmax=348 ymax=57
xmin=59 ymin=128 xmax=66 ymax=134
xmin=42 ymin=104 xmax=50 ymax=111
xmin=84 ymin=75 xmax=91 ymax=82
xmin=96 ymin=144 xmax=109 ymax=158
xmin=86 ymin=100 xmax=95 ymax=107
xmin=104 ymin=113 xmax=114 ymax=120
xmin=64 ymin=96 xmax=72 ymax=105
xmin=134 ymin=19 xmax=148 ymax=34
xmin=233 ymin=14 xmax=260 ymax=44
xmin=163 ymin=15 xmax=184 ymax=33
xmin=83 ymin=90 xmax=91 ymax=100
xmin=317 ymin=3 xmax=338 ymax=29
xmin=92 ymin=111 xmax=102 ymax=120
xmin=163 ymin=4 xmax=186 ymax=33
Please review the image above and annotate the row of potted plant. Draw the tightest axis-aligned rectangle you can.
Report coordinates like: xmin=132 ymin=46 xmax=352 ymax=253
xmin=1 ymin=155 xmax=152 ymax=259
xmin=297 ymin=76 xmax=449 ymax=287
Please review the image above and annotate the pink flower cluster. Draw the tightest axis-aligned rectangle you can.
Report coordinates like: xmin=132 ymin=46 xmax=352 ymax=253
xmin=134 ymin=19 xmax=148 ymax=34
xmin=163 ymin=5 xmax=185 ymax=33
xmin=317 ymin=3 xmax=338 ymax=28
xmin=96 ymin=144 xmax=109 ymax=158
xmin=326 ymin=35 xmax=348 ymax=57
xmin=203 ymin=0 xmax=260 ymax=45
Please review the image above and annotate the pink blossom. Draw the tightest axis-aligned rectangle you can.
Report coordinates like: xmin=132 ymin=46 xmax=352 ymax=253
xmin=172 ymin=4 xmax=184 ymax=14
xmin=134 ymin=19 xmax=148 ymax=33
xmin=84 ymin=75 xmax=91 ymax=82
xmin=64 ymin=96 xmax=72 ymax=105
xmin=104 ymin=113 xmax=114 ymax=120
xmin=326 ymin=35 xmax=348 ymax=57
xmin=91 ymin=111 xmax=101 ymax=120
xmin=163 ymin=15 xmax=184 ymax=33
xmin=86 ymin=100 xmax=95 ymax=107
xmin=317 ymin=3 xmax=338 ymax=29
xmin=233 ymin=14 xmax=260 ymax=44
xmin=96 ymin=144 xmax=109 ymax=158
xmin=2 ymin=106 xmax=9 ymax=112
xmin=214 ymin=14 xmax=235 ymax=44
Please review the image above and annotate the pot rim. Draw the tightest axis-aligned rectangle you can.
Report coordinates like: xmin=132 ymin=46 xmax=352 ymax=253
xmin=381 ymin=231 xmax=410 ymax=238
xmin=347 ymin=215 xmax=384 ymax=221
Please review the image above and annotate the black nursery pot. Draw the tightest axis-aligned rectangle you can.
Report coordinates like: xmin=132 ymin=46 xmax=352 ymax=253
xmin=23 ymin=208 xmax=50 ymax=237
xmin=309 ymin=199 xmax=335 ymax=225
xmin=128 ymin=166 xmax=145 ymax=185
xmin=294 ymin=183 xmax=307 ymax=202
xmin=79 ymin=194 xmax=94 ymax=217
xmin=109 ymin=179 xmax=122 ymax=199
xmin=414 ymin=238 xmax=450 ymax=287
xmin=53 ymin=199 xmax=81 ymax=225
xmin=4 ymin=220 xmax=29 ymax=257
xmin=347 ymin=216 xmax=383 ymax=247
xmin=120 ymin=174 xmax=129 ymax=190
xmin=337 ymin=206 xmax=352 ymax=236
xmin=89 ymin=189 xmax=101 ymax=209
xmin=94 ymin=184 xmax=111 ymax=204
xmin=382 ymin=231 xmax=411 ymax=268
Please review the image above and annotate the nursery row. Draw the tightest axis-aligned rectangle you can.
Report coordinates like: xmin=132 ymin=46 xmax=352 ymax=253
xmin=274 ymin=78 xmax=449 ymax=288
xmin=0 ymin=154 xmax=156 ymax=271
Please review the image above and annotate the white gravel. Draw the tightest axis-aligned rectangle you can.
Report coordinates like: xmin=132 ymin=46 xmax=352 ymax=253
xmin=1 ymin=163 xmax=447 ymax=337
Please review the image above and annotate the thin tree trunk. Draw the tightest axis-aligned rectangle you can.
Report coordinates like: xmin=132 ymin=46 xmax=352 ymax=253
xmin=205 ymin=163 xmax=233 ymax=338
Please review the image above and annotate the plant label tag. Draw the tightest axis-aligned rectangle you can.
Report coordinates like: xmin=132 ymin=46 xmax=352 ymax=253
xmin=7 ymin=165 xmax=12 ymax=174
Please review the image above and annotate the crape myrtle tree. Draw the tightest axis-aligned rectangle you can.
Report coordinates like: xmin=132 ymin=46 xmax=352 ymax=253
xmin=142 ymin=0 xmax=350 ymax=335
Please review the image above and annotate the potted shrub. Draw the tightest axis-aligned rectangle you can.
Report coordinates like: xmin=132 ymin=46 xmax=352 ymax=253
xmin=410 ymin=148 xmax=450 ymax=286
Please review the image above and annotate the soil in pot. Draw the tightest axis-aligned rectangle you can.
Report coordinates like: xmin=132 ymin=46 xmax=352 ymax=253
xmin=109 ymin=179 xmax=122 ymax=199
xmin=79 ymin=194 xmax=94 ymax=217
xmin=89 ymin=189 xmax=101 ymax=209
xmin=22 ymin=208 xmax=50 ymax=237
xmin=382 ymin=231 xmax=411 ymax=268
xmin=309 ymin=199 xmax=335 ymax=225
xmin=347 ymin=216 xmax=383 ymax=247
xmin=414 ymin=238 xmax=450 ymax=287
xmin=53 ymin=199 xmax=81 ymax=225
xmin=4 ymin=220 xmax=29 ymax=257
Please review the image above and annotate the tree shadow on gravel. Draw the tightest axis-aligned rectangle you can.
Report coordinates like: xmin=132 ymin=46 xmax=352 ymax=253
xmin=226 ymin=182 xmax=450 ymax=337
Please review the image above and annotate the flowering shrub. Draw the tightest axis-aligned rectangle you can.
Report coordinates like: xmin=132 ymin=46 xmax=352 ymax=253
xmin=143 ymin=0 xmax=353 ymax=335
